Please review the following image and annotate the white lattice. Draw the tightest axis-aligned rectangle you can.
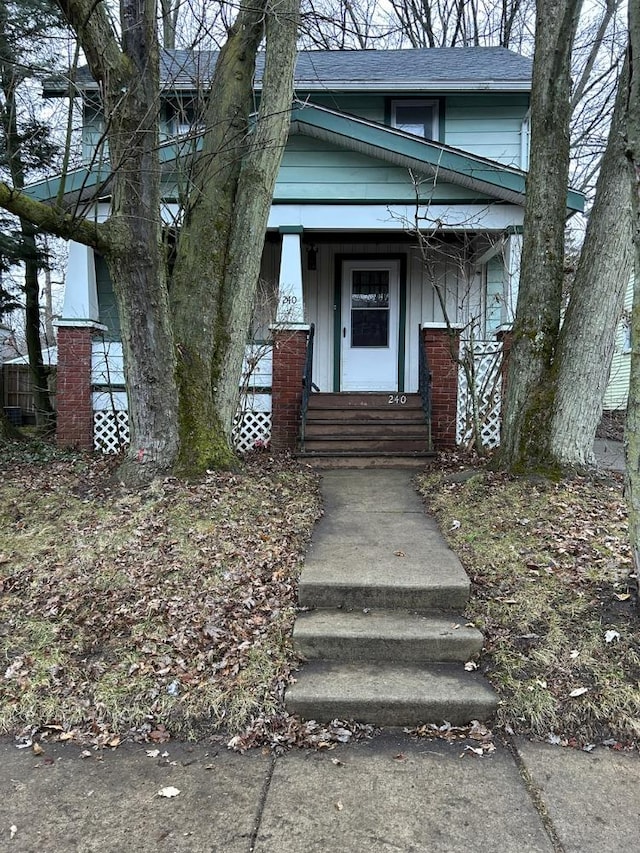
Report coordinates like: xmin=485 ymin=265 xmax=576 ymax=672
xmin=232 ymin=410 xmax=272 ymax=453
xmin=94 ymin=410 xmax=130 ymax=453
xmin=456 ymin=340 xmax=503 ymax=449
xmin=92 ymin=401 xmax=272 ymax=455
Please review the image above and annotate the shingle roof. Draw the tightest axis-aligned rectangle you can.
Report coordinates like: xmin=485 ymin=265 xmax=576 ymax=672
xmin=49 ymin=47 xmax=531 ymax=94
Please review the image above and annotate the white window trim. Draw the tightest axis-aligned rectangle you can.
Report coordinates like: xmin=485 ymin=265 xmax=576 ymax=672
xmin=391 ymin=98 xmax=440 ymax=141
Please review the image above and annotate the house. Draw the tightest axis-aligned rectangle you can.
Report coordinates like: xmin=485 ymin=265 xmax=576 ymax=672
xmin=603 ymin=277 xmax=633 ymax=429
xmin=31 ymin=47 xmax=584 ymax=459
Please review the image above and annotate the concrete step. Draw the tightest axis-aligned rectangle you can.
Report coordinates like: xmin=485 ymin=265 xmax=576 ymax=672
xmin=285 ymin=661 xmax=498 ymax=727
xmin=298 ymin=512 xmax=471 ymax=611
xmin=293 ymin=609 xmax=483 ymax=663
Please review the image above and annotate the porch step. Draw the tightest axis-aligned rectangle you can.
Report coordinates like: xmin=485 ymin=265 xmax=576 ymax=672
xmin=285 ymin=661 xmax=498 ymax=728
xmin=301 ymin=392 xmax=431 ymax=457
xmin=293 ymin=609 xmax=483 ymax=663
xmin=297 ymin=452 xmax=435 ymax=470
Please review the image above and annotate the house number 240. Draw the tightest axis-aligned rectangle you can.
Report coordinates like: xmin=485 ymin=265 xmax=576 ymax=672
xmin=388 ymin=394 xmax=407 ymax=405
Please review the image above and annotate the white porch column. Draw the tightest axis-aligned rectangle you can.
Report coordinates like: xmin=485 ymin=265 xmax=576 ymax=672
xmin=504 ymin=230 xmax=522 ymax=326
xmin=60 ymin=241 xmax=100 ymax=323
xmin=276 ymin=226 xmax=306 ymax=326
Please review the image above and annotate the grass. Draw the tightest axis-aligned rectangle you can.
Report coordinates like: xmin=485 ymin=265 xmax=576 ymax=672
xmin=0 ymin=440 xmax=322 ymax=744
xmin=416 ymin=463 xmax=640 ymax=746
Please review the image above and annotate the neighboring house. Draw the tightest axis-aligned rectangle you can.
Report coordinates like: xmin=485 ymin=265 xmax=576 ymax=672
xmin=603 ymin=277 xmax=633 ymax=415
xmin=30 ymin=47 xmax=584 ymax=458
xmin=2 ymin=346 xmax=57 ymax=425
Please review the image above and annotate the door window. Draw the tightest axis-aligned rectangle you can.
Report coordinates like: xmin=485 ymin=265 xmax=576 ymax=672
xmin=351 ymin=270 xmax=390 ymax=348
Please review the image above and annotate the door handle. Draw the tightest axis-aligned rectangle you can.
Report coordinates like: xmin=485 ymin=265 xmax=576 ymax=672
xmin=343 ymin=327 xmax=346 ymax=338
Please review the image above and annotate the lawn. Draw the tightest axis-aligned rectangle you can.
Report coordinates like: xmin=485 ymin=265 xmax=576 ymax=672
xmin=0 ymin=440 xmax=322 ymax=748
xmin=416 ymin=459 xmax=640 ymax=748
xmin=2 ymin=439 xmax=638 ymax=752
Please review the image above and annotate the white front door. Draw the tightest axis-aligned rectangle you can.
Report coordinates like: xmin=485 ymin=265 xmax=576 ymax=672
xmin=340 ymin=259 xmax=400 ymax=391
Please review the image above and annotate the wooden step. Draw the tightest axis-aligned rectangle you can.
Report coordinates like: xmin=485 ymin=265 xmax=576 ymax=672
xmin=302 ymin=437 xmax=432 ymax=453
xmin=307 ymin=392 xmax=423 ymax=410
xmin=304 ymin=421 xmax=429 ymax=438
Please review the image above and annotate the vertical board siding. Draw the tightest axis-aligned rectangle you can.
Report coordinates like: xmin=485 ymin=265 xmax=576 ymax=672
xmin=604 ymin=277 xmax=633 ymax=410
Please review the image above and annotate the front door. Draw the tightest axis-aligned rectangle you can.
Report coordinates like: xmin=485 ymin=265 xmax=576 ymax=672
xmin=340 ymin=259 xmax=400 ymax=391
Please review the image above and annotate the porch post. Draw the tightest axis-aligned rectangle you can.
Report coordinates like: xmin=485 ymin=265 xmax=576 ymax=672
xmin=504 ymin=230 xmax=522 ymax=326
xmin=271 ymin=227 xmax=309 ymax=451
xmin=422 ymin=323 xmax=459 ymax=448
xmin=55 ymin=242 xmax=106 ymax=450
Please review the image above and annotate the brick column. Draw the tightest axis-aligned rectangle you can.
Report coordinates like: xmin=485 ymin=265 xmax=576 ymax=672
xmin=423 ymin=326 xmax=460 ymax=448
xmin=271 ymin=328 xmax=308 ymax=452
xmin=56 ymin=325 xmax=94 ymax=451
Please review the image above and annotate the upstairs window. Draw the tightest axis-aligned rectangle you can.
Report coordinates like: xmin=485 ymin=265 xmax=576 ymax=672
xmin=391 ymin=99 xmax=439 ymax=141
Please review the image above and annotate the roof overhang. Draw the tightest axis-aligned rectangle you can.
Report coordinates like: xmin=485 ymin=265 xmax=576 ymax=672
xmin=24 ymin=103 xmax=584 ymax=215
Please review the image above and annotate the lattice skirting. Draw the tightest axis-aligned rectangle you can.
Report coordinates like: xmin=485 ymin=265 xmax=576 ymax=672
xmin=232 ymin=410 xmax=272 ymax=453
xmin=93 ymin=408 xmax=272 ymax=454
xmin=456 ymin=341 xmax=503 ymax=449
xmin=94 ymin=410 xmax=131 ymax=453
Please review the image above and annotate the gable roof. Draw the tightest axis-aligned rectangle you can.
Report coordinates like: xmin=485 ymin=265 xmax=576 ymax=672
xmin=25 ymin=102 xmax=583 ymax=214
xmin=44 ymin=46 xmax=532 ymax=97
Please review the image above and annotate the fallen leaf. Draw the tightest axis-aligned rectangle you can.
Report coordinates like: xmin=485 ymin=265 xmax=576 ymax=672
xmin=32 ymin=743 xmax=44 ymax=756
xmin=614 ymin=592 xmax=631 ymax=601
xmin=604 ymin=630 xmax=620 ymax=643
xmin=569 ymin=687 xmax=589 ymax=698
xmin=146 ymin=749 xmax=160 ymax=758
xmin=464 ymin=661 xmax=478 ymax=671
xmin=450 ymin=520 xmax=461 ymax=530
xmin=157 ymin=786 xmax=180 ymax=798
xmin=335 ymin=801 xmax=343 ymax=811
xmin=394 ymin=550 xmax=405 ymax=557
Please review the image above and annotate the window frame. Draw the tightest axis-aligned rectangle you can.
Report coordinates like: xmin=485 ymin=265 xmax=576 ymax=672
xmin=390 ymin=98 xmax=440 ymax=141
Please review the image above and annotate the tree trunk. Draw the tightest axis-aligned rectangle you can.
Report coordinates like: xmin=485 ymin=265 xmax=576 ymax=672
xmin=99 ymin=0 xmax=179 ymax=477
xmin=214 ymin=0 xmax=300 ymax=436
xmin=0 ymin=6 xmax=55 ymax=429
xmin=498 ymin=0 xmax=583 ymax=472
xmin=549 ymin=57 xmax=632 ymax=466
xmin=624 ymin=7 xmax=640 ymax=608
xmin=170 ymin=0 xmax=267 ymax=475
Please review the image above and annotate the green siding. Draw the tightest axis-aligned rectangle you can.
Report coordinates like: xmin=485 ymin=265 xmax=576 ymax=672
xmin=445 ymin=94 xmax=529 ymax=166
xmin=95 ymin=254 xmax=121 ymax=339
xmin=306 ymin=94 xmax=386 ymax=124
xmin=485 ymin=256 xmax=504 ymax=334
xmin=275 ymin=134 xmax=494 ymax=203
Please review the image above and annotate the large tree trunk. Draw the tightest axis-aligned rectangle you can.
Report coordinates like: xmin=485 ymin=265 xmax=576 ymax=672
xmin=549 ymin=57 xmax=632 ymax=466
xmin=498 ymin=0 xmax=583 ymax=472
xmin=214 ymin=0 xmax=300 ymax=435
xmin=624 ymin=9 xmax=640 ymax=609
xmin=170 ymin=1 xmax=267 ymax=475
xmin=100 ymin=0 xmax=178 ymax=476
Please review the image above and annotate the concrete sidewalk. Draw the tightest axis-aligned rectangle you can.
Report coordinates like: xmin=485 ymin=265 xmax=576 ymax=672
xmin=0 ymin=735 xmax=638 ymax=852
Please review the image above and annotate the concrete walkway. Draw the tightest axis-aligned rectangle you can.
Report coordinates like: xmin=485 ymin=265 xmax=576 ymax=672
xmin=0 ymin=735 xmax=638 ymax=852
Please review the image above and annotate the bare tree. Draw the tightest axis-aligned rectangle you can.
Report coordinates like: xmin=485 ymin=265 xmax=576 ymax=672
xmin=0 ymin=0 xmax=300 ymax=479
xmin=498 ymin=0 xmax=583 ymax=472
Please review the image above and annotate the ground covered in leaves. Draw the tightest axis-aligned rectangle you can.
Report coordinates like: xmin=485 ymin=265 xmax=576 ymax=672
xmin=0 ymin=440 xmax=330 ymax=750
xmin=417 ymin=458 xmax=640 ymax=748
